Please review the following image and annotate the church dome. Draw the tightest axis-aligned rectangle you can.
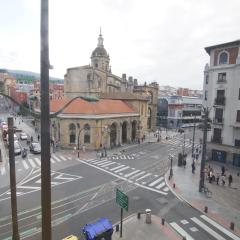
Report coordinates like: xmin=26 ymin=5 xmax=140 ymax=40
xmin=91 ymin=46 xmax=108 ymax=57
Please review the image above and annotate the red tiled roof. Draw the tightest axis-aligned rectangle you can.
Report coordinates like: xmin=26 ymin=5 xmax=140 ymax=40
xmin=50 ymin=98 xmax=136 ymax=115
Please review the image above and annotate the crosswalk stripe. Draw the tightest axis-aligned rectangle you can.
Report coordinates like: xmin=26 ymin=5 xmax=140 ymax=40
xmin=22 ymin=160 xmax=29 ymax=170
xmin=124 ymin=170 xmax=140 ymax=178
xmin=101 ymin=162 xmax=115 ymax=167
xmin=96 ymin=160 xmax=110 ymax=166
xmin=34 ymin=158 xmax=41 ymax=166
xmin=148 ymin=177 xmax=163 ymax=187
xmin=170 ymin=222 xmax=194 ymax=240
xmin=129 ymin=171 xmax=145 ymax=180
xmin=58 ymin=155 xmax=67 ymax=161
xmin=155 ymin=182 xmax=165 ymax=189
xmin=110 ymin=165 xmax=125 ymax=171
xmin=191 ymin=217 xmax=226 ymax=240
xmin=52 ymin=156 xmax=61 ymax=162
xmin=0 ymin=166 xmax=6 ymax=175
xmin=200 ymin=215 xmax=240 ymax=240
xmin=28 ymin=159 xmax=37 ymax=168
xmin=135 ymin=173 xmax=152 ymax=181
xmin=89 ymin=159 xmax=102 ymax=164
xmin=50 ymin=158 xmax=55 ymax=163
xmin=114 ymin=166 xmax=130 ymax=173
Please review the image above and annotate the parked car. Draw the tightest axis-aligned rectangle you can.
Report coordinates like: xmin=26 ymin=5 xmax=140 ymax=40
xmin=20 ymin=132 xmax=28 ymax=140
xmin=29 ymin=142 xmax=41 ymax=154
xmin=14 ymin=141 xmax=22 ymax=156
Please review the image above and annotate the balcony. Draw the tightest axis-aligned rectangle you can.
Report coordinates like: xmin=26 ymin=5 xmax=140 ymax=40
xmin=213 ymin=118 xmax=224 ymax=125
xmin=211 ymin=136 xmax=222 ymax=144
xmin=214 ymin=97 xmax=225 ymax=106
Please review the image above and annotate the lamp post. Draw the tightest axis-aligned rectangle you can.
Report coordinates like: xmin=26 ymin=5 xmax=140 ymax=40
xmin=169 ymin=154 xmax=173 ymax=179
xmin=77 ymin=127 xmax=86 ymax=158
xmin=192 ymin=115 xmax=196 ymax=158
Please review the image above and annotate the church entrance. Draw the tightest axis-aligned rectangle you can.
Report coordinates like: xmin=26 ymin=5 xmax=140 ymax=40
xmin=110 ymin=123 xmax=117 ymax=148
xmin=131 ymin=121 xmax=137 ymax=141
xmin=122 ymin=121 xmax=128 ymax=143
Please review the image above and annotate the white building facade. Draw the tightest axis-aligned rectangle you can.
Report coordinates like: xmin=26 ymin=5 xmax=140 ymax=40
xmin=203 ymin=40 xmax=240 ymax=167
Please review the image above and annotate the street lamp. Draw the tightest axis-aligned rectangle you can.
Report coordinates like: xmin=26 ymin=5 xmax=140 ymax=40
xmin=169 ymin=154 xmax=173 ymax=179
xmin=191 ymin=115 xmax=196 ymax=159
xmin=77 ymin=127 xmax=88 ymax=158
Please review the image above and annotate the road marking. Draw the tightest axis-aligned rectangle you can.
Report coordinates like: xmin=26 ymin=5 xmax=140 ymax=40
xmin=156 ymin=182 xmax=165 ymax=189
xmin=148 ymin=177 xmax=163 ymax=187
xmin=28 ymin=158 xmax=37 ymax=168
xmin=110 ymin=165 xmax=125 ymax=171
xmin=59 ymin=155 xmax=67 ymax=161
xmin=135 ymin=173 xmax=151 ymax=181
xmin=22 ymin=160 xmax=29 ymax=170
xmin=170 ymin=222 xmax=195 ymax=240
xmin=163 ymin=187 xmax=169 ymax=192
xmin=50 ymin=158 xmax=55 ymax=163
xmin=200 ymin=215 xmax=240 ymax=240
xmin=96 ymin=160 xmax=110 ymax=166
xmin=191 ymin=217 xmax=227 ymax=240
xmin=124 ymin=170 xmax=140 ymax=178
xmin=101 ymin=162 xmax=116 ymax=167
xmin=53 ymin=156 xmax=61 ymax=162
xmin=89 ymin=159 xmax=102 ymax=164
xmin=114 ymin=166 xmax=130 ymax=173
xmin=0 ymin=166 xmax=6 ymax=175
xmin=34 ymin=158 xmax=41 ymax=166
xmin=129 ymin=171 xmax=145 ymax=180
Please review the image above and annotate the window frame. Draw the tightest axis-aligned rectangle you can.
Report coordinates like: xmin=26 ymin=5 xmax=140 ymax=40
xmin=218 ymin=51 xmax=229 ymax=65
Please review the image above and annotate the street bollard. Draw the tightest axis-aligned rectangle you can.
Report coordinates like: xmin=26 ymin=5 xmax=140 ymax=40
xmin=204 ymin=206 xmax=208 ymax=213
xmin=116 ymin=224 xmax=119 ymax=232
xmin=137 ymin=212 xmax=141 ymax=219
xmin=161 ymin=218 xmax=165 ymax=225
xmin=173 ymin=183 xmax=176 ymax=188
xmin=230 ymin=222 xmax=234 ymax=231
xmin=145 ymin=209 xmax=151 ymax=224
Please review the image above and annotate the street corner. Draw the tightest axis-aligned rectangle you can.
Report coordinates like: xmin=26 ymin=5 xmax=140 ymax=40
xmin=165 ymin=173 xmax=182 ymax=197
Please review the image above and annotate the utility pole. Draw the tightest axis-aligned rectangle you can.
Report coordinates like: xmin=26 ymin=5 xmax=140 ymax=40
xmin=182 ymin=132 xmax=186 ymax=157
xmin=40 ymin=0 xmax=51 ymax=239
xmin=192 ymin=115 xmax=196 ymax=158
xmin=199 ymin=108 xmax=208 ymax=192
xmin=8 ymin=117 xmax=20 ymax=240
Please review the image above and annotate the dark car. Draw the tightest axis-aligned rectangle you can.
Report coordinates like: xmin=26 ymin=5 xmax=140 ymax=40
xmin=30 ymin=142 xmax=41 ymax=154
xmin=178 ymin=128 xmax=185 ymax=133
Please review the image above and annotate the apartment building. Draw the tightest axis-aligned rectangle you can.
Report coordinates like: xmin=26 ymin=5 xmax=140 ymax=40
xmin=203 ymin=40 xmax=240 ymax=167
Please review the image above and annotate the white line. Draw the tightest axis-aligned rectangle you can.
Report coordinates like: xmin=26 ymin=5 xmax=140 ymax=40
xmin=155 ymin=182 xmax=165 ymax=189
xmin=114 ymin=166 xmax=130 ymax=173
xmin=191 ymin=217 xmax=227 ymax=240
xmin=88 ymin=159 xmax=102 ymax=164
xmin=34 ymin=158 xmax=41 ymax=166
xmin=124 ymin=170 xmax=140 ymax=178
xmin=0 ymin=166 xmax=6 ymax=175
xmin=200 ymin=215 xmax=240 ymax=240
xmin=110 ymin=165 xmax=125 ymax=171
xmin=170 ymin=222 xmax=195 ymax=240
xmin=129 ymin=171 xmax=145 ymax=180
xmin=58 ymin=155 xmax=67 ymax=161
xmin=101 ymin=162 xmax=116 ymax=167
xmin=28 ymin=158 xmax=37 ymax=168
xmin=50 ymin=158 xmax=55 ymax=163
xmin=148 ymin=177 xmax=164 ymax=187
xmin=135 ymin=173 xmax=151 ymax=181
xmin=52 ymin=156 xmax=61 ymax=162
xmin=22 ymin=160 xmax=29 ymax=170
xmin=96 ymin=160 xmax=111 ymax=166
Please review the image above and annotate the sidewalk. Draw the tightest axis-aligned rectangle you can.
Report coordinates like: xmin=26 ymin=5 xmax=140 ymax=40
xmin=112 ymin=213 xmax=182 ymax=240
xmin=166 ymin=156 xmax=240 ymax=236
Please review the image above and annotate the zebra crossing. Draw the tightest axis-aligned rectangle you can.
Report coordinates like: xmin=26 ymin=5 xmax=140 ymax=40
xmin=170 ymin=214 xmax=240 ymax=240
xmin=81 ymin=158 xmax=169 ymax=195
xmin=0 ymin=154 xmax=72 ymax=176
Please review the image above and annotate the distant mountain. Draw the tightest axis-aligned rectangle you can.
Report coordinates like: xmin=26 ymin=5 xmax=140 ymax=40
xmin=2 ymin=69 xmax=64 ymax=83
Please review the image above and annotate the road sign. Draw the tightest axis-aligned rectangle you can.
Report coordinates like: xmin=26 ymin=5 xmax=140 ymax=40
xmin=116 ymin=188 xmax=128 ymax=211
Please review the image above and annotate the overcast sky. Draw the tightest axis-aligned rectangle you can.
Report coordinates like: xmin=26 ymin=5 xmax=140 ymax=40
xmin=1 ymin=0 xmax=240 ymax=89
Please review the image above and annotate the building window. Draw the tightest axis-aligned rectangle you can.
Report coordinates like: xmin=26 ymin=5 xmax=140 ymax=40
xmin=235 ymin=139 xmax=240 ymax=147
xmin=219 ymin=52 xmax=228 ymax=65
xmin=204 ymin=90 xmax=208 ymax=100
xmin=205 ymin=74 xmax=209 ymax=84
xmin=237 ymin=110 xmax=240 ymax=122
xmin=218 ymin=73 xmax=226 ymax=83
xmin=84 ymin=124 xmax=91 ymax=144
xmin=69 ymin=123 xmax=76 ymax=144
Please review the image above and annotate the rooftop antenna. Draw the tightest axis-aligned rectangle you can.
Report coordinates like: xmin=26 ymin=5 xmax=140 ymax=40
xmin=100 ymin=27 xmax=102 ymax=36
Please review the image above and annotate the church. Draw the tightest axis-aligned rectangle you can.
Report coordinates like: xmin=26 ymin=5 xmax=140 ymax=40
xmin=49 ymin=31 xmax=158 ymax=150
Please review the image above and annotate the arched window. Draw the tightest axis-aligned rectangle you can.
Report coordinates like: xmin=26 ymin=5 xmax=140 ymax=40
xmin=219 ymin=52 xmax=228 ymax=65
xmin=84 ymin=124 xmax=91 ymax=144
xmin=69 ymin=123 xmax=76 ymax=144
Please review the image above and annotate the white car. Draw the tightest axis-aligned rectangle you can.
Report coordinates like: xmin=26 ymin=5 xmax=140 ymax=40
xmin=14 ymin=141 xmax=22 ymax=155
xmin=20 ymin=132 xmax=28 ymax=140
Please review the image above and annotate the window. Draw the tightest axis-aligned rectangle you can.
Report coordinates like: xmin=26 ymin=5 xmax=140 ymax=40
xmin=205 ymin=74 xmax=209 ymax=84
xmin=218 ymin=73 xmax=226 ymax=82
xmin=204 ymin=90 xmax=208 ymax=100
xmin=235 ymin=139 xmax=240 ymax=147
xmin=69 ymin=123 xmax=76 ymax=144
xmin=219 ymin=52 xmax=228 ymax=65
xmin=84 ymin=124 xmax=91 ymax=144
xmin=237 ymin=110 xmax=240 ymax=122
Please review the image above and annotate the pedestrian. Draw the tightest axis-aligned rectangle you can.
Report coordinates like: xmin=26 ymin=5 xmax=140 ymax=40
xmin=37 ymin=134 xmax=40 ymax=142
xmin=30 ymin=136 xmax=33 ymax=142
xmin=183 ymin=158 xmax=186 ymax=168
xmin=209 ymin=170 xmax=213 ymax=183
xmin=228 ymin=174 xmax=233 ymax=187
xmin=222 ymin=174 xmax=226 ymax=186
xmin=216 ymin=173 xmax=220 ymax=185
xmin=221 ymin=166 xmax=225 ymax=176
xmin=191 ymin=161 xmax=195 ymax=174
xmin=196 ymin=148 xmax=199 ymax=153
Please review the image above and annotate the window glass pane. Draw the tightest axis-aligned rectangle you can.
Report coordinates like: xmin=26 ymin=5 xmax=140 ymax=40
xmin=219 ymin=52 xmax=228 ymax=64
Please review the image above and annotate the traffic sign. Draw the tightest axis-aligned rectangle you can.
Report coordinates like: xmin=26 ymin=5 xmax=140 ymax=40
xmin=116 ymin=188 xmax=128 ymax=211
